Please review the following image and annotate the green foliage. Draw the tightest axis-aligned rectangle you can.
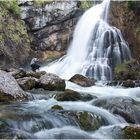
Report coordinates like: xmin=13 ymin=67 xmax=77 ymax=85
xmin=115 ymin=60 xmax=140 ymax=80
xmin=0 ymin=0 xmax=21 ymax=16
xmin=34 ymin=0 xmax=53 ymax=6
xmin=128 ymin=1 xmax=140 ymax=11
xmin=135 ymin=27 xmax=140 ymax=34
xmin=78 ymin=0 xmax=101 ymax=9
xmin=9 ymin=0 xmax=21 ymax=16
xmin=115 ymin=62 xmax=129 ymax=74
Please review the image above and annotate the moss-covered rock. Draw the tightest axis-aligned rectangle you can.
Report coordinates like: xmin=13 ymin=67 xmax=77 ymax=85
xmin=8 ymin=68 xmax=26 ymax=79
xmin=55 ymin=89 xmax=82 ymax=101
xmin=69 ymin=74 xmax=95 ymax=87
xmin=51 ymin=105 xmax=63 ymax=110
xmin=26 ymin=71 xmax=46 ymax=79
xmin=123 ymin=125 xmax=140 ymax=139
xmin=66 ymin=111 xmax=106 ymax=131
xmin=17 ymin=77 xmax=38 ymax=90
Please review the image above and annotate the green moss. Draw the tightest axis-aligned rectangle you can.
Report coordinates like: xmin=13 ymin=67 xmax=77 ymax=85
xmin=34 ymin=0 xmax=53 ymax=6
xmin=0 ymin=0 xmax=21 ymax=17
xmin=135 ymin=27 xmax=140 ymax=34
xmin=70 ymin=111 xmax=105 ymax=131
xmin=10 ymin=0 xmax=20 ymax=16
xmin=51 ymin=105 xmax=63 ymax=110
xmin=115 ymin=60 xmax=140 ymax=80
xmin=115 ymin=62 xmax=129 ymax=74
xmin=123 ymin=126 xmax=140 ymax=139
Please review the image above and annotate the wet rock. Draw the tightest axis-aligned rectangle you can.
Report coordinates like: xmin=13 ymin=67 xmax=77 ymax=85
xmin=73 ymin=111 xmax=106 ymax=131
xmin=38 ymin=73 xmax=65 ymax=91
xmin=0 ymin=70 xmax=27 ymax=101
xmin=93 ymin=96 xmax=140 ymax=123
xmin=17 ymin=77 xmax=38 ymax=90
xmin=69 ymin=74 xmax=95 ymax=87
xmin=55 ymin=89 xmax=82 ymax=101
xmin=122 ymin=80 xmax=135 ymax=88
xmin=51 ymin=105 xmax=63 ymax=110
xmin=26 ymin=71 xmax=46 ymax=79
xmin=123 ymin=125 xmax=140 ymax=139
xmin=62 ymin=111 xmax=107 ymax=131
xmin=8 ymin=68 xmax=26 ymax=79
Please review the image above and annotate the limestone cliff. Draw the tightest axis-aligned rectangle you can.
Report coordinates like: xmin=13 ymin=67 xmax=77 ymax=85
xmin=19 ymin=1 xmax=84 ymax=60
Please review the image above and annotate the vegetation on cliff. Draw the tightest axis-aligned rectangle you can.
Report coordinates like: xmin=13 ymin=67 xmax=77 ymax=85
xmin=115 ymin=60 xmax=140 ymax=80
xmin=0 ymin=1 xmax=31 ymax=68
xmin=128 ymin=1 xmax=140 ymax=11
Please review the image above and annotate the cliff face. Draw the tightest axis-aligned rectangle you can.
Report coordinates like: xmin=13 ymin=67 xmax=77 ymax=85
xmin=0 ymin=2 xmax=31 ymax=69
xmin=109 ymin=1 xmax=140 ymax=59
xmin=20 ymin=1 xmax=84 ymax=53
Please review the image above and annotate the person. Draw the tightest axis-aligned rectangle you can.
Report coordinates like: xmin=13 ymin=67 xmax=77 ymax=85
xmin=30 ymin=58 xmax=40 ymax=72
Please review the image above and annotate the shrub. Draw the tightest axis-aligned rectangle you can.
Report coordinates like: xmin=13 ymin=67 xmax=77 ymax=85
xmin=128 ymin=1 xmax=140 ymax=11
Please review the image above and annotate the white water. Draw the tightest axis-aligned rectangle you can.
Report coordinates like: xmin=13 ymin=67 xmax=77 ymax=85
xmin=1 ymin=0 xmax=138 ymax=139
xmin=41 ymin=0 xmax=131 ymax=81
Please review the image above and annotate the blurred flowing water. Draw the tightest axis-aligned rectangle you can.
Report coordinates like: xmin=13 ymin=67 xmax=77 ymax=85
xmin=1 ymin=0 xmax=139 ymax=139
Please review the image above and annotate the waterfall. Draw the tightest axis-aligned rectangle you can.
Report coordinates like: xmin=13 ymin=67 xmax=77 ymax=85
xmin=41 ymin=0 xmax=131 ymax=81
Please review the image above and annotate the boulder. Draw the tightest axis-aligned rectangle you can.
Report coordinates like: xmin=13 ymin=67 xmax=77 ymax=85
xmin=55 ymin=89 xmax=82 ymax=101
xmin=38 ymin=73 xmax=65 ymax=91
xmin=8 ymin=68 xmax=26 ymax=79
xmin=123 ymin=125 xmax=140 ymax=139
xmin=17 ymin=77 xmax=38 ymax=90
xmin=25 ymin=71 xmax=46 ymax=79
xmin=55 ymin=89 xmax=95 ymax=101
xmin=61 ymin=111 xmax=107 ymax=131
xmin=0 ymin=70 xmax=27 ymax=101
xmin=73 ymin=111 xmax=107 ymax=131
xmin=122 ymin=80 xmax=135 ymax=88
xmin=69 ymin=74 xmax=95 ymax=87
xmin=93 ymin=96 xmax=140 ymax=123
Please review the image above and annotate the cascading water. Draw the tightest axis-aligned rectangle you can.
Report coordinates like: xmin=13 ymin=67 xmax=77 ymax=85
xmin=41 ymin=0 xmax=131 ymax=81
xmin=2 ymin=1 xmax=140 ymax=139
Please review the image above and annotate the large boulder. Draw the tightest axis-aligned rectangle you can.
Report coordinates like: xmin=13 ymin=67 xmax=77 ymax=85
xmin=17 ymin=77 xmax=38 ymax=90
xmin=38 ymin=73 xmax=65 ymax=91
xmin=55 ymin=89 xmax=82 ymax=101
xmin=69 ymin=74 xmax=95 ymax=87
xmin=55 ymin=89 xmax=95 ymax=101
xmin=0 ymin=70 xmax=27 ymax=101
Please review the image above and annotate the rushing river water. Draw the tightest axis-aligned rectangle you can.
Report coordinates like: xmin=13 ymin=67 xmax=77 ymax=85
xmin=0 ymin=0 xmax=140 ymax=139
xmin=1 ymin=82 xmax=140 ymax=139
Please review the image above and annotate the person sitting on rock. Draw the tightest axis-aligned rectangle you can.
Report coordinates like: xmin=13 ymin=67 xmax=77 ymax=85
xmin=30 ymin=58 xmax=40 ymax=72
